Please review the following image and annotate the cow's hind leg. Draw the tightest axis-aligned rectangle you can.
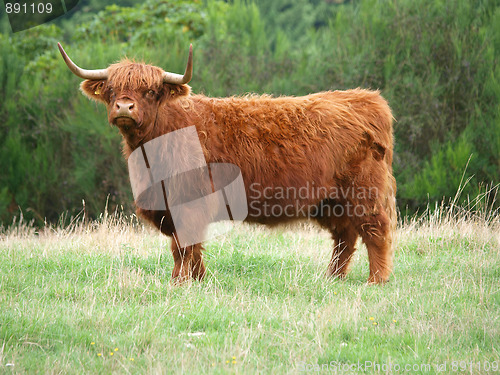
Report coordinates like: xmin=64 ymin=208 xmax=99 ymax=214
xmin=326 ymin=220 xmax=359 ymax=279
xmin=315 ymin=207 xmax=359 ymax=280
xmin=170 ymin=240 xmax=206 ymax=283
xmin=353 ymin=207 xmax=394 ymax=284
xmin=353 ymin=173 xmax=396 ymax=284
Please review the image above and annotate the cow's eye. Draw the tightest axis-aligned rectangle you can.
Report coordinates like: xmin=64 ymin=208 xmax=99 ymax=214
xmin=146 ymin=89 xmax=156 ymax=98
xmin=106 ymin=87 xmax=116 ymax=102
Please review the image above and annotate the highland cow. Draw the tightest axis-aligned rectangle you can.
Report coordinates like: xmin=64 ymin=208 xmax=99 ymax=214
xmin=58 ymin=43 xmax=397 ymax=284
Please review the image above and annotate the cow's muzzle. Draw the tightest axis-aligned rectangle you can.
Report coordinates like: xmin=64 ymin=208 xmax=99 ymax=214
xmin=115 ymin=100 xmax=135 ymax=117
xmin=114 ymin=116 xmax=137 ymax=128
xmin=112 ymin=100 xmax=138 ymax=128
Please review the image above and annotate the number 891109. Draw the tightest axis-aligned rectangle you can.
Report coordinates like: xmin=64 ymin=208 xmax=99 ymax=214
xmin=6 ymin=2 xmax=53 ymax=14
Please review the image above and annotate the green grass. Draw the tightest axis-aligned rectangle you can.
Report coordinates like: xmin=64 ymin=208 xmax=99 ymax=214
xmin=0 ymin=210 xmax=499 ymax=374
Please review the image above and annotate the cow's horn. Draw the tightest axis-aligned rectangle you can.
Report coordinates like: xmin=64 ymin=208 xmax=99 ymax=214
xmin=58 ymin=42 xmax=108 ymax=80
xmin=163 ymin=44 xmax=193 ymax=85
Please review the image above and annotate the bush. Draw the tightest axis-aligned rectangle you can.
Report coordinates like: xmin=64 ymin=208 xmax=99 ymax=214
xmin=0 ymin=0 xmax=498 ymax=224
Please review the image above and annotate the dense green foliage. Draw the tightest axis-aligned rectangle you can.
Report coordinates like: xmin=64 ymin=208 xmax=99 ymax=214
xmin=0 ymin=0 xmax=499 ymax=224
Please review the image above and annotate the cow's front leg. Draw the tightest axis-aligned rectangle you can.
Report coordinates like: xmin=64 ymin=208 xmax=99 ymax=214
xmin=170 ymin=240 xmax=193 ymax=283
xmin=170 ymin=241 xmax=206 ymax=283
xmin=191 ymin=243 xmax=206 ymax=281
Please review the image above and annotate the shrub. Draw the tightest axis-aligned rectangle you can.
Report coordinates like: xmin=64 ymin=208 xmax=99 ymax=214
xmin=0 ymin=0 xmax=498 ymax=224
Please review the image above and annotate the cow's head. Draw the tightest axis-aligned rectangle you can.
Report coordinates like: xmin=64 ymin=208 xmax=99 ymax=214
xmin=58 ymin=43 xmax=192 ymax=132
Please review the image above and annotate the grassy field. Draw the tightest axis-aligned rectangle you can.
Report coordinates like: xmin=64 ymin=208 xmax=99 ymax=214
xmin=0 ymin=204 xmax=499 ymax=374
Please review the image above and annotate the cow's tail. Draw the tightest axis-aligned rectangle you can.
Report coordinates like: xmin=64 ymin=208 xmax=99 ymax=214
xmin=383 ymin=141 xmax=397 ymax=275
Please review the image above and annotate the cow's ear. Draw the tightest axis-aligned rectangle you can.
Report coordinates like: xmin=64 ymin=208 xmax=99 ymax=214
xmin=80 ymin=80 xmax=107 ymax=102
xmin=163 ymin=83 xmax=191 ymax=99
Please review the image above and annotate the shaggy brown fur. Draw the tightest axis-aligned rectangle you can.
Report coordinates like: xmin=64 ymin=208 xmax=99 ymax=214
xmin=77 ymin=59 xmax=397 ymax=284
